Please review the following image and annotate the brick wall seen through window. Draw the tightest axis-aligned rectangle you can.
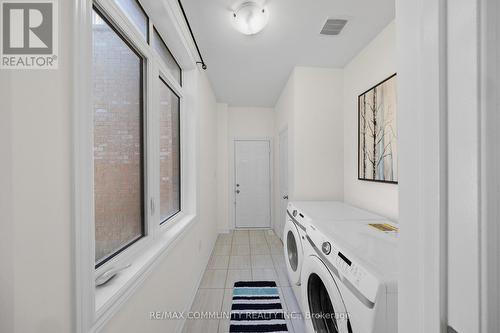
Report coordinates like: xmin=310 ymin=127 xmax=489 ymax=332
xmin=92 ymin=8 xmax=145 ymax=265
xmin=159 ymin=77 xmax=180 ymax=223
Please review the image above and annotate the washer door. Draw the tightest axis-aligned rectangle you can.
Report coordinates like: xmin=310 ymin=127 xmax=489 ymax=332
xmin=284 ymin=217 xmax=303 ymax=285
xmin=301 ymin=255 xmax=351 ymax=333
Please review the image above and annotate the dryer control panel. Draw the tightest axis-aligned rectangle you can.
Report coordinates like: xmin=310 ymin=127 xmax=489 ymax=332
xmin=307 ymin=225 xmax=380 ymax=305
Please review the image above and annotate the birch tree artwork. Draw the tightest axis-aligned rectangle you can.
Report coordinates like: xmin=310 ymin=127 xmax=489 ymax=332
xmin=358 ymin=74 xmax=398 ymax=183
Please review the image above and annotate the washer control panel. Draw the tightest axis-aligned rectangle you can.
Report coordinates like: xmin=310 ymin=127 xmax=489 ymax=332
xmin=334 ymin=251 xmax=369 ymax=289
xmin=307 ymin=225 xmax=379 ymax=303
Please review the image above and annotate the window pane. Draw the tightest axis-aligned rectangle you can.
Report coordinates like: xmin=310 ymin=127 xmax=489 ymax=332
xmin=115 ymin=0 xmax=148 ymax=40
xmin=153 ymin=28 xmax=182 ymax=85
xmin=92 ymin=8 xmax=145 ymax=265
xmin=159 ymin=77 xmax=181 ymax=223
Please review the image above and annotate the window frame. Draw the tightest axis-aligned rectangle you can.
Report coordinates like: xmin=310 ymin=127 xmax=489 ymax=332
xmin=74 ymin=0 xmax=199 ymax=331
xmin=114 ymin=0 xmax=150 ymax=43
xmin=153 ymin=26 xmax=183 ymax=86
xmin=157 ymin=75 xmax=182 ymax=226
xmin=155 ymin=37 xmax=185 ymax=234
xmin=91 ymin=1 xmax=153 ymax=282
xmin=91 ymin=0 xmax=186 ymax=272
xmin=91 ymin=4 xmax=148 ymax=269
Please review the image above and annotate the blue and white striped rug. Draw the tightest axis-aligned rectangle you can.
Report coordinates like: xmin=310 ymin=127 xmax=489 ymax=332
xmin=230 ymin=281 xmax=288 ymax=333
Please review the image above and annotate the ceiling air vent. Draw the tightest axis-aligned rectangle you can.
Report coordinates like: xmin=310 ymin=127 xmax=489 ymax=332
xmin=320 ymin=19 xmax=348 ymax=36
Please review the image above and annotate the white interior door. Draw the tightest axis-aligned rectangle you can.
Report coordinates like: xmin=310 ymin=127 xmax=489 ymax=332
xmin=234 ymin=140 xmax=271 ymax=228
xmin=278 ymin=129 xmax=288 ymax=239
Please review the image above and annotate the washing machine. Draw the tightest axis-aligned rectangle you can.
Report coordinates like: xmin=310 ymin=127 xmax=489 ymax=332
xmin=283 ymin=201 xmax=387 ymax=313
xmin=301 ymin=219 xmax=398 ymax=333
xmin=283 ymin=202 xmax=311 ymax=307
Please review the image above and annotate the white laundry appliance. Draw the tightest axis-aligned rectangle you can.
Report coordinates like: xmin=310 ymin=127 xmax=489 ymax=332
xmin=301 ymin=219 xmax=398 ymax=333
xmin=283 ymin=202 xmax=311 ymax=307
xmin=283 ymin=201 xmax=386 ymax=311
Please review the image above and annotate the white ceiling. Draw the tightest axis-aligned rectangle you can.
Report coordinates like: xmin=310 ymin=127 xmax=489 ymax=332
xmin=182 ymin=0 xmax=395 ymax=107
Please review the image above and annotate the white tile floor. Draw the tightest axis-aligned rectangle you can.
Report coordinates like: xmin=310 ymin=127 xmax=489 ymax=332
xmin=182 ymin=229 xmax=305 ymax=333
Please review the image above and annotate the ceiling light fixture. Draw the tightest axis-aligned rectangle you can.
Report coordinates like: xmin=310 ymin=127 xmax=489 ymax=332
xmin=232 ymin=2 xmax=269 ymax=35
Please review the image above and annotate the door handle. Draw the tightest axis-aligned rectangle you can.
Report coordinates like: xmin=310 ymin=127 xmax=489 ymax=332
xmin=283 ymin=195 xmax=288 ymax=200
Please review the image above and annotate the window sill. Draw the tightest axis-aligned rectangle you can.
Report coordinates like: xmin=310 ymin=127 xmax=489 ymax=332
xmin=92 ymin=213 xmax=197 ymax=331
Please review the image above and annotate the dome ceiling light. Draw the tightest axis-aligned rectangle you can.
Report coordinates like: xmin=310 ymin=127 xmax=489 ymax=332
xmin=232 ymin=2 xmax=269 ymax=35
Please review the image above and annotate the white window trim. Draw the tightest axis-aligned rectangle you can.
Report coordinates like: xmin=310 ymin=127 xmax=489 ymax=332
xmin=73 ymin=0 xmax=200 ymax=332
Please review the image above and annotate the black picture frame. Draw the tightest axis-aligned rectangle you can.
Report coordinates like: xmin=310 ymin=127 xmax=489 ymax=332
xmin=357 ymin=73 xmax=398 ymax=184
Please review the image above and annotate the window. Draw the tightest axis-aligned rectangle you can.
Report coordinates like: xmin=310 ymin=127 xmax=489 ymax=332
xmin=159 ymin=77 xmax=181 ymax=223
xmin=115 ymin=0 xmax=148 ymax=40
xmin=153 ymin=27 xmax=182 ymax=85
xmin=92 ymin=7 xmax=145 ymax=266
xmin=76 ymin=2 xmax=192 ymax=330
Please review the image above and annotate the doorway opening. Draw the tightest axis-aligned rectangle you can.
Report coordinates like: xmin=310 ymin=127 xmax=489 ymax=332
xmin=234 ymin=140 xmax=271 ymax=228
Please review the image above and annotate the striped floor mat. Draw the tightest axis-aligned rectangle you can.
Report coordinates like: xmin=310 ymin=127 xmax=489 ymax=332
xmin=230 ymin=281 xmax=288 ymax=333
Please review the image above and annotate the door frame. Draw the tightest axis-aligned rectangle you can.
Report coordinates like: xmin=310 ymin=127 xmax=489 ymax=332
xmin=229 ymin=137 xmax=274 ymax=230
xmin=398 ymin=0 xmax=495 ymax=332
xmin=396 ymin=1 xmax=449 ymax=332
xmin=479 ymin=0 xmax=500 ymax=331
xmin=276 ymin=126 xmax=289 ymax=239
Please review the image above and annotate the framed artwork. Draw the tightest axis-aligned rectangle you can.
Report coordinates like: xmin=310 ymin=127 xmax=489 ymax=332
xmin=358 ymin=73 xmax=398 ymax=184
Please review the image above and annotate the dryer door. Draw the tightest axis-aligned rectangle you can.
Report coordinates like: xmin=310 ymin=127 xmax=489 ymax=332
xmin=284 ymin=217 xmax=303 ymax=285
xmin=301 ymin=255 xmax=351 ymax=333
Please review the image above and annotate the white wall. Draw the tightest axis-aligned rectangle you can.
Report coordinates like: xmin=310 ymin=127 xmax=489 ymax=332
xmin=273 ymin=67 xmax=344 ymax=236
xmin=274 ymin=67 xmax=345 ymax=202
xmin=343 ymin=21 xmax=398 ymax=220
xmin=0 ymin=1 xmax=74 ymax=331
xmin=0 ymin=3 xmax=219 ymax=328
xmin=0 ymin=70 xmax=13 ymax=333
xmin=273 ymin=73 xmax=295 ymax=237
xmin=293 ymin=67 xmax=344 ymax=201
xmin=216 ymin=103 xmax=229 ymax=233
xmin=227 ymin=107 xmax=275 ymax=139
xmin=198 ymin=73 xmax=220 ymax=245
